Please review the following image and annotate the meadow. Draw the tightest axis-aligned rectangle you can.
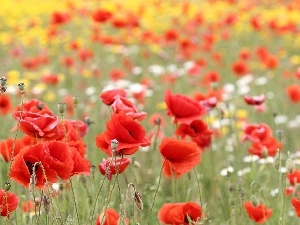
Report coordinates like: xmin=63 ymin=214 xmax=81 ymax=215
xmin=1 ymin=0 xmax=300 ymax=224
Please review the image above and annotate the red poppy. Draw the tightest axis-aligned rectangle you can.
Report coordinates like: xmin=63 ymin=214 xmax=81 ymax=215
xmin=21 ymin=200 xmax=35 ymax=213
xmin=111 ymin=97 xmax=146 ymax=121
xmin=158 ymin=202 xmax=202 ymax=225
xmin=95 ymin=208 xmax=129 ymax=225
xmin=60 ymin=56 xmax=74 ymax=68
xmin=77 ymin=49 xmax=94 ymax=63
xmin=291 ymin=198 xmax=300 ymax=217
xmin=92 ymin=9 xmax=112 ymax=23
xmin=164 ymin=29 xmax=178 ymax=43
xmin=110 ymin=69 xmax=125 ymax=81
xmin=287 ymin=170 xmax=300 ymax=186
xmin=95 ymin=112 xmax=151 ymax=156
xmin=262 ymin=54 xmax=278 ymax=69
xmin=12 ymin=109 xmax=58 ymax=139
xmin=0 ymin=189 xmax=19 ymax=217
xmin=41 ymin=73 xmax=59 ymax=85
xmin=100 ymin=88 xmax=127 ymax=106
xmin=50 ymin=11 xmax=71 ymax=25
xmin=243 ymin=201 xmax=272 ymax=223
xmin=9 ymin=141 xmax=74 ymax=188
xmin=286 ymin=84 xmax=300 ymax=103
xmin=175 ymin=120 xmax=212 ymax=150
xmin=0 ymin=94 xmax=12 ymax=115
xmin=159 ymin=138 xmax=200 ymax=178
xmin=232 ymin=60 xmax=248 ymax=76
xmin=69 ymin=147 xmax=90 ymax=176
xmin=165 ymin=89 xmax=206 ymax=124
xmin=148 ymin=113 xmax=166 ymax=127
xmin=242 ymin=123 xmax=273 ymax=142
xmin=247 ymin=137 xmax=281 ymax=158
xmin=0 ymin=135 xmax=36 ymax=162
xmin=15 ymin=99 xmax=49 ymax=113
xmin=244 ymin=94 xmax=265 ymax=105
xmin=98 ymin=157 xmax=130 ymax=180
xmin=201 ymin=71 xmax=220 ymax=86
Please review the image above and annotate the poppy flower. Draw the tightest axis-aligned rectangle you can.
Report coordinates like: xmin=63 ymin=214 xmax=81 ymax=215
xmin=9 ymin=141 xmax=74 ymax=188
xmin=95 ymin=208 xmax=129 ymax=225
xmin=242 ymin=123 xmax=273 ymax=142
xmin=92 ymin=8 xmax=112 ymax=23
xmin=244 ymin=95 xmax=265 ymax=105
xmin=232 ymin=60 xmax=248 ymax=76
xmin=158 ymin=202 xmax=202 ymax=225
xmin=0 ymin=94 xmax=12 ymax=115
xmin=12 ymin=109 xmax=59 ymax=139
xmin=69 ymin=147 xmax=90 ymax=176
xmin=50 ymin=11 xmax=71 ymax=25
xmin=175 ymin=120 xmax=212 ymax=150
xmin=159 ymin=138 xmax=200 ymax=178
xmin=286 ymin=84 xmax=300 ymax=103
xmin=77 ymin=49 xmax=94 ymax=63
xmin=0 ymin=189 xmax=19 ymax=217
xmin=287 ymin=170 xmax=300 ymax=186
xmin=165 ymin=89 xmax=206 ymax=124
xmin=201 ymin=71 xmax=220 ymax=86
xmin=21 ymin=200 xmax=35 ymax=213
xmin=95 ymin=112 xmax=151 ymax=156
xmin=15 ymin=99 xmax=49 ymax=113
xmin=100 ymin=88 xmax=127 ymax=106
xmin=291 ymin=198 xmax=300 ymax=217
xmin=110 ymin=69 xmax=125 ymax=81
xmin=41 ymin=73 xmax=59 ymax=85
xmin=164 ymin=29 xmax=178 ymax=43
xmin=111 ymin=97 xmax=147 ymax=121
xmin=247 ymin=137 xmax=281 ymax=158
xmin=243 ymin=201 xmax=272 ymax=223
xmin=98 ymin=157 xmax=130 ymax=180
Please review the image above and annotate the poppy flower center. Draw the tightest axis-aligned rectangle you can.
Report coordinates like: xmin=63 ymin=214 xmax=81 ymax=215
xmin=25 ymin=161 xmax=39 ymax=175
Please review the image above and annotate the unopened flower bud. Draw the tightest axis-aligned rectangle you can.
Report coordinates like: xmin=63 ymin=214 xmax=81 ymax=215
xmin=0 ymin=77 xmax=7 ymax=86
xmin=155 ymin=117 xmax=161 ymax=126
xmin=111 ymin=139 xmax=119 ymax=150
xmin=18 ymin=82 xmax=25 ymax=93
xmin=134 ymin=191 xmax=143 ymax=210
xmin=73 ymin=96 xmax=79 ymax=105
xmin=4 ymin=182 xmax=11 ymax=191
xmin=250 ymin=196 xmax=259 ymax=207
xmin=286 ymin=158 xmax=295 ymax=174
xmin=58 ymin=103 xmax=66 ymax=114
xmin=276 ymin=129 xmax=283 ymax=141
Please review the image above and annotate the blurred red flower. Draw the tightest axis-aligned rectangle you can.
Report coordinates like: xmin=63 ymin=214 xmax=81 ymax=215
xmin=247 ymin=137 xmax=281 ymax=158
xmin=100 ymin=88 xmax=127 ymax=105
xmin=175 ymin=120 xmax=212 ymax=150
xmin=95 ymin=112 xmax=150 ymax=156
xmin=92 ymin=9 xmax=112 ymax=23
xmin=159 ymin=138 xmax=200 ymax=178
xmin=98 ymin=157 xmax=130 ymax=180
xmin=243 ymin=201 xmax=272 ymax=223
xmin=50 ymin=11 xmax=71 ymax=25
xmin=9 ymin=141 xmax=74 ymax=188
xmin=15 ymin=99 xmax=49 ymax=113
xmin=110 ymin=69 xmax=125 ymax=81
xmin=165 ymin=89 xmax=206 ymax=124
xmin=95 ymin=208 xmax=129 ymax=225
xmin=0 ymin=94 xmax=12 ymax=115
xmin=41 ymin=73 xmax=59 ymax=85
xmin=0 ymin=189 xmax=19 ymax=217
xmin=12 ymin=109 xmax=58 ymax=139
xmin=286 ymin=84 xmax=300 ymax=103
xmin=242 ymin=123 xmax=273 ymax=142
xmin=111 ymin=97 xmax=146 ymax=121
xmin=21 ymin=200 xmax=35 ymax=213
xmin=232 ymin=60 xmax=248 ymax=76
xmin=291 ymin=198 xmax=300 ymax=217
xmin=244 ymin=94 xmax=265 ymax=105
xmin=158 ymin=202 xmax=202 ymax=224
xmin=287 ymin=170 xmax=300 ymax=185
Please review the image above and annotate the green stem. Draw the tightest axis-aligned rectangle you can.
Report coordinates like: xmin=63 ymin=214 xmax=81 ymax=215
xmin=69 ymin=179 xmax=80 ymax=225
xmin=147 ymin=159 xmax=166 ymax=225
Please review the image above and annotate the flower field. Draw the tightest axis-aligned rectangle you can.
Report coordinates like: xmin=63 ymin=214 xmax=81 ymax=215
xmin=1 ymin=0 xmax=300 ymax=224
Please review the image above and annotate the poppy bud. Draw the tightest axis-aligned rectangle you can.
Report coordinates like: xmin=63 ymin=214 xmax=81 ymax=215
xmin=111 ymin=139 xmax=119 ymax=150
xmin=134 ymin=191 xmax=143 ymax=210
xmin=0 ymin=77 xmax=7 ymax=86
xmin=58 ymin=102 xmax=66 ymax=114
xmin=250 ymin=196 xmax=259 ymax=207
xmin=4 ymin=182 xmax=11 ymax=191
xmin=276 ymin=129 xmax=283 ymax=141
xmin=286 ymin=158 xmax=295 ymax=174
xmin=18 ymin=82 xmax=25 ymax=93
xmin=73 ymin=96 xmax=79 ymax=105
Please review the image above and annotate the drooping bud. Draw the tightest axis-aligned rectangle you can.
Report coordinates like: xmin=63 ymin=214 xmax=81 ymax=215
xmin=276 ymin=129 xmax=284 ymax=141
xmin=250 ymin=195 xmax=259 ymax=207
xmin=4 ymin=182 xmax=11 ymax=191
xmin=134 ymin=191 xmax=143 ymax=210
xmin=58 ymin=103 xmax=66 ymax=114
xmin=18 ymin=82 xmax=25 ymax=93
xmin=286 ymin=157 xmax=295 ymax=174
xmin=0 ymin=77 xmax=7 ymax=86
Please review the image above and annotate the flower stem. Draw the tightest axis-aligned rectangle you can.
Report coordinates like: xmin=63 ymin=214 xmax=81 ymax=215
xmin=147 ymin=159 xmax=166 ymax=225
xmin=69 ymin=179 xmax=80 ymax=225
